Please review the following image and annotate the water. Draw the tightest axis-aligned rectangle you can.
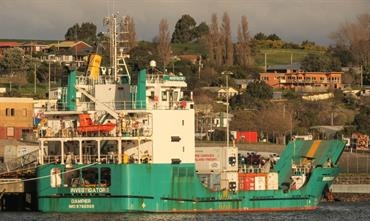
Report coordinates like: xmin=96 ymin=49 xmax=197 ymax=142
xmin=1 ymin=202 xmax=369 ymax=221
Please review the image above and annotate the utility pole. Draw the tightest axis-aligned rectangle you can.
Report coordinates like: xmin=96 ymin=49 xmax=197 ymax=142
xmin=48 ymin=60 xmax=51 ymax=100
xmin=360 ymin=65 xmax=363 ymax=89
xmin=198 ymin=55 xmax=202 ymax=79
xmin=34 ymin=63 xmax=37 ymax=94
xmin=221 ymin=71 xmax=233 ymax=148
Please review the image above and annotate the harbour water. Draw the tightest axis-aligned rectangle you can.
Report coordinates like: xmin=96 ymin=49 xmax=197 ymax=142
xmin=1 ymin=202 xmax=369 ymax=221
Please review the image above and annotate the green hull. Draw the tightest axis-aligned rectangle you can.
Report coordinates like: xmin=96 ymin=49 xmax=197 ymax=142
xmin=37 ymin=140 xmax=345 ymax=212
xmin=37 ymin=163 xmax=338 ymax=212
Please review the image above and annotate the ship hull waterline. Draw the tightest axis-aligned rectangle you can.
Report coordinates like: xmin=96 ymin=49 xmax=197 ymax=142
xmin=37 ymin=163 xmax=338 ymax=213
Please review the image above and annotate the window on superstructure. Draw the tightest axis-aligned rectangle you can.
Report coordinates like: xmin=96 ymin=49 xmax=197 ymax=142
xmin=174 ymin=91 xmax=179 ymax=101
xmin=162 ymin=91 xmax=167 ymax=101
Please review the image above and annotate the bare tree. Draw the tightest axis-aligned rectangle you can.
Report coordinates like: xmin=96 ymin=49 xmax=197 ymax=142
xmin=236 ymin=16 xmax=252 ymax=68
xmin=331 ymin=13 xmax=370 ymax=67
xmin=126 ymin=16 xmax=137 ymax=50
xmin=221 ymin=12 xmax=233 ymax=66
xmin=205 ymin=13 xmax=222 ymax=67
xmin=157 ymin=19 xmax=172 ymax=69
xmin=256 ymin=104 xmax=292 ymax=144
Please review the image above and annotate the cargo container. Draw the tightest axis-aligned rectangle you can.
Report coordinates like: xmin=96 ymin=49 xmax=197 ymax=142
xmin=232 ymin=131 xmax=258 ymax=143
xmin=195 ymin=146 xmax=238 ymax=173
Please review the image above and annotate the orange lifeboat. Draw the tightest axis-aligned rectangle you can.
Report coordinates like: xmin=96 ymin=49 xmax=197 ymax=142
xmin=77 ymin=114 xmax=115 ymax=133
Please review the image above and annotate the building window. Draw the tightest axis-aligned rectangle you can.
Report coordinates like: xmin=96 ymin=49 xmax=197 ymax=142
xmin=5 ymin=108 xmax=15 ymax=116
xmin=7 ymin=127 xmax=15 ymax=137
xmin=22 ymin=108 xmax=27 ymax=116
xmin=6 ymin=108 xmax=15 ymax=116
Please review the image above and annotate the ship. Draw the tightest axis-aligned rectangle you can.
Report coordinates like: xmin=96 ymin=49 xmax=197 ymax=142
xmin=35 ymin=14 xmax=346 ymax=212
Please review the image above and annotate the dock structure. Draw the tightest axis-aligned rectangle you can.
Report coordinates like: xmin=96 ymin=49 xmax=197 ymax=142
xmin=332 ymin=173 xmax=370 ymax=193
xmin=0 ymin=178 xmax=37 ymax=211
xmin=331 ymin=184 xmax=370 ymax=193
xmin=0 ymin=150 xmax=38 ymax=211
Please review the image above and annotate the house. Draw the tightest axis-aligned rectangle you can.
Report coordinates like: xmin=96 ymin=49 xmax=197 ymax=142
xmin=212 ymin=112 xmax=233 ymax=128
xmin=176 ymin=54 xmax=200 ymax=64
xmin=266 ymin=63 xmax=301 ymax=73
xmin=42 ymin=41 xmax=93 ymax=66
xmin=260 ymin=71 xmax=343 ymax=92
xmin=234 ymin=79 xmax=249 ymax=91
xmin=19 ymin=42 xmax=48 ymax=55
xmin=217 ymin=87 xmax=238 ymax=99
xmin=0 ymin=97 xmax=34 ymax=140
xmin=0 ymin=42 xmax=20 ymax=57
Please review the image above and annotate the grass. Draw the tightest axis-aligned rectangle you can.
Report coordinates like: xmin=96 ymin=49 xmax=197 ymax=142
xmin=254 ymin=48 xmax=325 ymax=67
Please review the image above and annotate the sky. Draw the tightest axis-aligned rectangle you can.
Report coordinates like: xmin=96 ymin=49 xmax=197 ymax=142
xmin=0 ymin=0 xmax=369 ymax=45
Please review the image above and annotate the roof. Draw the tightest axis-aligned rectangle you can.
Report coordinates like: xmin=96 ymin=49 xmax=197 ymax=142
xmin=234 ymin=79 xmax=248 ymax=85
xmin=0 ymin=42 xmax=20 ymax=47
xmin=218 ymin=87 xmax=238 ymax=93
xmin=310 ymin=125 xmax=345 ymax=133
xmin=267 ymin=63 xmax=301 ymax=71
xmin=47 ymin=41 xmax=92 ymax=49
xmin=0 ymin=97 xmax=34 ymax=103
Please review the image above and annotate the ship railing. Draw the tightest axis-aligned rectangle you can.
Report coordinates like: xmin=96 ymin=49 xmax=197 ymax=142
xmin=38 ymin=124 xmax=153 ymax=139
xmin=44 ymin=154 xmax=126 ymax=165
xmin=49 ymin=100 xmax=193 ymax=112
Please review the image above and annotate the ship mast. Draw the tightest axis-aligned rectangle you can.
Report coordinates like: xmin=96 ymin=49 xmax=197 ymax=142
xmin=103 ymin=13 xmax=131 ymax=84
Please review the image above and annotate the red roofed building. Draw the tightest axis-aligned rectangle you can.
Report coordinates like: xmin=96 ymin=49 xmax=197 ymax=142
xmin=0 ymin=42 xmax=20 ymax=56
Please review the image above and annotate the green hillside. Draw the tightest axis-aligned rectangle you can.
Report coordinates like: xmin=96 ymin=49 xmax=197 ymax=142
xmin=254 ymin=49 xmax=325 ymax=67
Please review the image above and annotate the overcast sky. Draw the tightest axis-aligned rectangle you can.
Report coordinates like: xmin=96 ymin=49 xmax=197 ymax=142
xmin=0 ymin=0 xmax=369 ymax=45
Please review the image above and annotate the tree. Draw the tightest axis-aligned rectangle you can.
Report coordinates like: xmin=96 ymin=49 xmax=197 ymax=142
xmin=221 ymin=12 xmax=233 ymax=66
xmin=0 ymin=47 xmax=26 ymax=74
xmin=205 ymin=13 xmax=222 ymax=67
xmin=129 ymin=42 xmax=157 ymax=72
xmin=65 ymin=22 xmax=97 ymax=46
xmin=301 ymin=40 xmax=316 ymax=50
xmin=236 ymin=16 xmax=252 ymax=68
xmin=254 ymin=32 xmax=267 ymax=40
xmin=266 ymin=33 xmax=281 ymax=41
xmin=193 ymin=22 xmax=209 ymax=40
xmin=171 ymin=14 xmax=197 ymax=43
xmin=127 ymin=16 xmax=137 ymax=50
xmin=157 ymin=19 xmax=172 ymax=69
xmin=301 ymin=53 xmax=341 ymax=72
xmin=246 ymin=80 xmax=273 ymax=100
xmin=124 ymin=16 xmax=137 ymax=50
xmin=327 ymin=44 xmax=354 ymax=67
xmin=353 ymin=105 xmax=370 ymax=134
xmin=331 ymin=13 xmax=370 ymax=68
